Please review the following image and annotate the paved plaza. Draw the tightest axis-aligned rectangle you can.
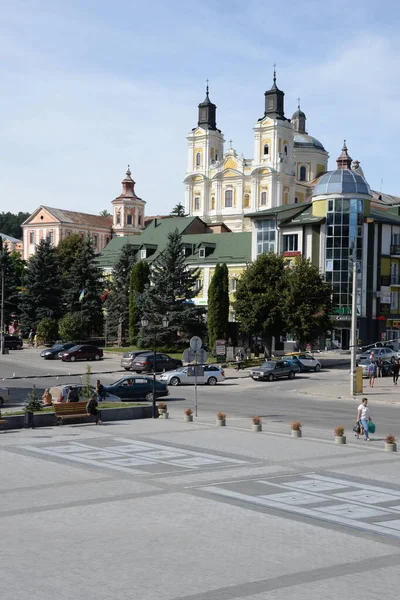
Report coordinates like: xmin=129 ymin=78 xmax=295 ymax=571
xmin=2 ymin=413 xmax=400 ymax=600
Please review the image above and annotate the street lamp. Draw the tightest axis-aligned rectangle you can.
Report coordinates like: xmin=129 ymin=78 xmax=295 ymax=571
xmin=141 ymin=315 xmax=169 ymax=417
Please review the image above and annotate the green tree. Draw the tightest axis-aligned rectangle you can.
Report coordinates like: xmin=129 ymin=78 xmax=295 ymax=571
xmin=137 ymin=229 xmax=204 ymax=348
xmin=58 ymin=311 xmax=90 ymax=342
xmin=0 ymin=211 xmax=30 ymax=239
xmin=63 ymin=236 xmax=104 ymax=332
xmin=234 ymin=253 xmax=286 ymax=356
xmin=55 ymin=234 xmax=84 ymax=282
xmin=106 ymin=244 xmax=137 ymax=343
xmin=20 ymin=239 xmax=62 ymax=328
xmin=207 ymin=263 xmax=229 ymax=354
xmin=128 ymin=260 xmax=150 ymax=345
xmin=170 ymin=203 xmax=186 ymax=217
xmin=99 ymin=210 xmax=112 ymax=217
xmin=0 ymin=239 xmax=21 ymax=327
xmin=283 ymin=257 xmax=333 ymax=348
xmin=36 ymin=317 xmax=59 ymax=344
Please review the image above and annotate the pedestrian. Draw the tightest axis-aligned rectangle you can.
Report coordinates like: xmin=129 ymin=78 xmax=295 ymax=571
xmin=368 ymin=360 xmax=377 ymax=388
xmin=95 ymin=379 xmax=105 ymax=402
xmin=235 ymin=351 xmax=243 ymax=371
xmin=86 ymin=395 xmax=102 ymax=425
xmin=28 ymin=329 xmax=34 ymax=347
xmin=42 ymin=389 xmax=53 ymax=406
xmin=34 ymin=333 xmax=38 ymax=348
xmin=66 ymin=386 xmax=79 ymax=402
xmin=376 ymin=357 xmax=384 ymax=378
xmin=356 ymin=397 xmax=372 ymax=441
xmin=393 ymin=359 xmax=400 ymax=386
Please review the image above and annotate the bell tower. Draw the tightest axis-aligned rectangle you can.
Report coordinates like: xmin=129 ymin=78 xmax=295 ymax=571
xmin=112 ymin=166 xmax=146 ymax=237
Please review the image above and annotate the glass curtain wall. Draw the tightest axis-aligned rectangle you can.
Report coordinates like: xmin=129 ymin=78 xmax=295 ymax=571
xmin=256 ymin=219 xmax=276 ymax=255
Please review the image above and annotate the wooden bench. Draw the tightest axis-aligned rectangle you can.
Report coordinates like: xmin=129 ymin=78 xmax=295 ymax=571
xmin=0 ymin=419 xmax=8 ymax=431
xmin=54 ymin=402 xmax=93 ymax=425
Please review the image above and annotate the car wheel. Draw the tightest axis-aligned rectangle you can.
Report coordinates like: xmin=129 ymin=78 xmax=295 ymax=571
xmin=145 ymin=391 xmax=154 ymax=402
xmin=267 ymin=374 xmax=274 ymax=382
xmin=207 ymin=376 xmax=217 ymax=386
xmin=70 ymin=356 xmax=76 ymax=362
xmin=124 ymin=367 xmax=131 ymax=371
xmin=288 ymin=371 xmax=295 ymax=379
xmin=315 ymin=364 xmax=321 ymax=372
xmin=94 ymin=355 xmax=100 ymax=361
xmin=170 ymin=377 xmax=180 ymax=386
xmin=0 ymin=397 xmax=3 ymax=407
xmin=16 ymin=343 xmax=22 ymax=350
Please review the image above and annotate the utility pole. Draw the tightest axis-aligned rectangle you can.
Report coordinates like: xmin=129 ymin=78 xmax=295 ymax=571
xmin=350 ymin=258 xmax=358 ymax=396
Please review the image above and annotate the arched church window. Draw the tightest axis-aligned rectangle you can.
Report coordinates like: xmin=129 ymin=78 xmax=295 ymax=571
xmin=196 ymin=152 xmax=201 ymax=167
xmin=225 ymin=190 xmax=233 ymax=208
xmin=243 ymin=193 xmax=250 ymax=208
xmin=284 ymin=145 xmax=288 ymax=156
xmin=210 ymin=148 xmax=215 ymax=160
xmin=211 ymin=196 xmax=216 ymax=210
xmin=194 ymin=196 xmax=200 ymax=211
xmin=299 ymin=166 xmax=307 ymax=181
xmin=260 ymin=191 xmax=267 ymax=206
xmin=127 ymin=214 xmax=132 ymax=225
xmin=263 ymin=144 xmax=269 ymax=156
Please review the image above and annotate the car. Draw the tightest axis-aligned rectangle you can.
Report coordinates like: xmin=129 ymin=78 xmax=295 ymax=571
xmin=359 ymin=359 xmax=393 ymax=378
xmin=130 ymin=352 xmax=183 ymax=373
xmin=48 ymin=384 xmax=120 ymax=403
xmin=250 ymin=360 xmax=298 ymax=381
xmin=40 ymin=342 xmax=77 ymax=360
xmin=284 ymin=353 xmax=322 ymax=372
xmin=104 ymin=376 xmax=169 ymax=401
xmin=0 ymin=387 xmax=10 ymax=407
xmin=356 ymin=347 xmax=396 ymax=363
xmin=159 ymin=365 xmax=225 ymax=386
xmin=1 ymin=334 xmax=23 ymax=350
xmin=59 ymin=345 xmax=103 ymax=362
xmin=120 ymin=350 xmax=152 ymax=371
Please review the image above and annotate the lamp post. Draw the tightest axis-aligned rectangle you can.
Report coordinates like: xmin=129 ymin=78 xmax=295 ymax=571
xmin=0 ymin=265 xmax=4 ymax=355
xmin=141 ymin=315 xmax=169 ymax=417
xmin=350 ymin=258 xmax=358 ymax=396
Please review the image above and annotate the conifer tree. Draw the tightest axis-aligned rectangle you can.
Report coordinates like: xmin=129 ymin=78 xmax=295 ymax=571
xmin=20 ymin=238 xmax=62 ymax=328
xmin=0 ymin=238 xmax=21 ymax=327
xmin=106 ymin=244 xmax=137 ymax=342
xmin=207 ymin=263 xmax=229 ymax=354
xmin=128 ymin=260 xmax=150 ymax=345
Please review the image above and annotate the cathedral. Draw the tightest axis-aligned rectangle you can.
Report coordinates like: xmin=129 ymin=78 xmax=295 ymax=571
xmin=184 ymin=72 xmax=329 ymax=231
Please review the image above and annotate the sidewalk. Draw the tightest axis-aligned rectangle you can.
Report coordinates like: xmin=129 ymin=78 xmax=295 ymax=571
xmin=299 ymin=375 xmax=400 ymax=404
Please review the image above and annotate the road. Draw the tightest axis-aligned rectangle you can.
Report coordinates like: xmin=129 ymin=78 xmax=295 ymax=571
xmin=1 ymin=347 xmax=399 ymax=436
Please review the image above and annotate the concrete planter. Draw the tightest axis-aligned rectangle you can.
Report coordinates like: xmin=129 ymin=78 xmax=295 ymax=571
xmin=385 ymin=442 xmax=397 ymax=452
xmin=252 ymin=423 xmax=262 ymax=432
xmin=291 ymin=429 xmax=302 ymax=438
xmin=184 ymin=414 xmax=193 ymax=422
xmin=335 ymin=435 xmax=346 ymax=445
xmin=159 ymin=412 xmax=169 ymax=419
xmin=216 ymin=417 xmax=226 ymax=426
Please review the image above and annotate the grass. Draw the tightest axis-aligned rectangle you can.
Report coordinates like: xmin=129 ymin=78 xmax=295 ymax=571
xmin=2 ymin=402 xmax=145 ymax=416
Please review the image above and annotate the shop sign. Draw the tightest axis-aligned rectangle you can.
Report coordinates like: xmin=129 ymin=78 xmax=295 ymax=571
xmin=392 ymin=320 xmax=400 ymax=328
xmin=283 ymin=251 xmax=301 ymax=257
xmin=333 ymin=306 xmax=351 ymax=315
xmin=334 ymin=315 xmax=351 ymax=321
xmin=380 ymin=286 xmax=391 ymax=304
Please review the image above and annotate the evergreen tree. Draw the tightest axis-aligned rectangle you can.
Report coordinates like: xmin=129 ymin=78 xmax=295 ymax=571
xmin=170 ymin=203 xmax=186 ymax=217
xmin=234 ymin=253 xmax=286 ymax=356
xmin=128 ymin=260 xmax=150 ymax=345
xmin=106 ymin=244 xmax=137 ymax=342
xmin=283 ymin=257 xmax=333 ymax=348
xmin=207 ymin=263 xmax=229 ymax=354
xmin=55 ymin=234 xmax=84 ymax=283
xmin=20 ymin=239 xmax=62 ymax=328
xmin=137 ymin=229 xmax=204 ymax=348
xmin=0 ymin=239 xmax=21 ymax=327
xmin=0 ymin=211 xmax=30 ymax=239
xmin=63 ymin=236 xmax=104 ymax=332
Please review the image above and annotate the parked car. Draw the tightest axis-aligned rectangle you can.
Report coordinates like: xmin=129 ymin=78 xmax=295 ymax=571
xmin=130 ymin=352 xmax=183 ymax=373
xmin=59 ymin=345 xmax=103 ymax=362
xmin=120 ymin=350 xmax=152 ymax=371
xmin=159 ymin=365 xmax=225 ymax=386
xmin=250 ymin=360 xmax=299 ymax=381
xmin=0 ymin=387 xmax=10 ymax=407
xmin=284 ymin=353 xmax=322 ymax=372
xmin=40 ymin=342 xmax=77 ymax=360
xmin=104 ymin=376 xmax=169 ymax=401
xmin=359 ymin=359 xmax=393 ymax=378
xmin=356 ymin=347 xmax=396 ymax=363
xmin=48 ymin=384 xmax=120 ymax=403
xmin=1 ymin=334 xmax=23 ymax=350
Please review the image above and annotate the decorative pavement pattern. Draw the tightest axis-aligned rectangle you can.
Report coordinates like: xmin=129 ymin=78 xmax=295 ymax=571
xmin=21 ymin=437 xmax=247 ymax=475
xmin=201 ymin=473 xmax=400 ymax=541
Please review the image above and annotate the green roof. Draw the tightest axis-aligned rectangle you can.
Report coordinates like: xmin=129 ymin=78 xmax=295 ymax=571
xmin=246 ymin=203 xmax=308 ymax=220
xmin=282 ymin=205 xmax=325 ymax=227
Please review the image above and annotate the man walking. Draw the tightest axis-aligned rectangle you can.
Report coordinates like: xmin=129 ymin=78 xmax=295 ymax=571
xmin=357 ymin=397 xmax=371 ymax=441
xmin=96 ymin=379 xmax=106 ymax=402
xmin=393 ymin=360 xmax=400 ymax=385
xmin=376 ymin=357 xmax=384 ymax=378
xmin=368 ymin=360 xmax=377 ymax=388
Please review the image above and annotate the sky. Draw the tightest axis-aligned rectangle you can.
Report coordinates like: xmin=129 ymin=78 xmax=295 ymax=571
xmin=1 ymin=0 xmax=400 ymax=218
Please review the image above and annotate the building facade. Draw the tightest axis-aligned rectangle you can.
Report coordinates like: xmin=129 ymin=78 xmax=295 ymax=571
xmin=184 ymin=75 xmax=328 ymax=232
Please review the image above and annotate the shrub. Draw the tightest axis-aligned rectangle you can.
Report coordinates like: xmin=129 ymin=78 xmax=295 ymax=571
xmin=184 ymin=408 xmax=193 ymax=416
xmin=386 ymin=433 xmax=396 ymax=444
xmin=25 ymin=386 xmax=42 ymax=413
xmin=36 ymin=317 xmax=58 ymax=344
xmin=290 ymin=421 xmax=302 ymax=431
xmin=217 ymin=411 xmax=226 ymax=419
xmin=58 ymin=311 xmax=90 ymax=342
xmin=334 ymin=425 xmax=345 ymax=437
xmin=158 ymin=402 xmax=167 ymax=411
xmin=252 ymin=416 xmax=262 ymax=425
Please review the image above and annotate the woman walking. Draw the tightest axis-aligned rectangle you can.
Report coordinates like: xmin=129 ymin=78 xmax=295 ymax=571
xmin=393 ymin=359 xmax=400 ymax=385
xmin=357 ymin=397 xmax=371 ymax=441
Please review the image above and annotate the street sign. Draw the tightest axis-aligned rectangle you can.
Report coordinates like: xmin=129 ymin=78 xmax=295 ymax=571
xmin=190 ymin=336 xmax=203 ymax=352
xmin=187 ymin=365 xmax=204 ymax=377
xmin=183 ymin=348 xmax=195 ymax=363
xmin=194 ymin=349 xmax=208 ymax=364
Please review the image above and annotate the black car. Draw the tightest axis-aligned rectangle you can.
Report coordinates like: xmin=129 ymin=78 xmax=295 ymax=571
xmin=40 ymin=342 xmax=77 ymax=360
xmin=131 ymin=352 xmax=183 ymax=373
xmin=2 ymin=334 xmax=23 ymax=350
xmin=120 ymin=350 xmax=152 ymax=371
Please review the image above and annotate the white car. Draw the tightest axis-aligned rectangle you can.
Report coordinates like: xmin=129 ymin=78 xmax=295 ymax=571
xmin=159 ymin=365 xmax=225 ymax=386
xmin=284 ymin=353 xmax=322 ymax=372
xmin=48 ymin=384 xmax=121 ymax=403
xmin=356 ymin=347 xmax=396 ymax=363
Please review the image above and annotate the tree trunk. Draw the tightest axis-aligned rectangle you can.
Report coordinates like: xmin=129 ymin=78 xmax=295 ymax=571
xmin=264 ymin=335 xmax=273 ymax=358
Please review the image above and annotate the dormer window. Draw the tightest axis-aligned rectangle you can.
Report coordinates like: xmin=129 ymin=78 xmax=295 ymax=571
xmin=199 ymin=248 xmax=205 ymax=259
xmin=263 ymin=144 xmax=269 ymax=156
xmin=140 ymin=249 xmax=146 ymax=259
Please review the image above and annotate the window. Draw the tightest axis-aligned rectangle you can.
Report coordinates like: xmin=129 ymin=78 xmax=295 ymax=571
xmin=116 ymin=211 xmax=121 ymax=225
xmin=230 ymin=278 xmax=237 ymax=292
xmin=210 ymin=148 xmax=215 ymax=160
xmin=263 ymin=144 xmax=269 ymax=156
xmin=294 ymin=197 xmax=299 ymax=204
xmin=194 ymin=280 xmax=202 ymax=292
xmin=194 ymin=196 xmax=200 ymax=211
xmin=93 ymin=235 xmax=98 ymax=248
xmin=138 ymin=214 xmax=142 ymax=226
xmin=127 ymin=214 xmax=132 ymax=225
xmin=225 ymin=189 xmax=233 ymax=208
xmin=243 ymin=193 xmax=250 ymax=208
xmin=46 ymin=230 xmax=54 ymax=245
xmin=199 ymin=248 xmax=205 ymax=259
xmin=284 ymin=145 xmax=288 ymax=156
xmin=140 ymin=249 xmax=146 ymax=259
xmin=283 ymin=234 xmax=298 ymax=252
xmin=299 ymin=166 xmax=307 ymax=181
xmin=260 ymin=191 xmax=267 ymax=206
xmin=211 ymin=196 xmax=216 ymax=210
xmin=215 ymin=152 xmax=218 ymax=161
xmin=256 ymin=219 xmax=276 ymax=255
xmin=29 ymin=231 xmax=34 ymax=244
xmin=196 ymin=152 xmax=201 ymax=166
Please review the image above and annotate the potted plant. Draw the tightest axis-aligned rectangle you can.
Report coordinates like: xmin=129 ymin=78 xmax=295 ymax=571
xmin=184 ymin=408 xmax=193 ymax=422
xmin=334 ymin=425 xmax=346 ymax=445
xmin=158 ymin=402 xmax=168 ymax=419
xmin=216 ymin=411 xmax=226 ymax=426
xmin=252 ymin=415 xmax=262 ymax=432
xmin=290 ymin=421 xmax=302 ymax=438
xmin=385 ymin=433 xmax=397 ymax=452
xmin=24 ymin=386 xmax=42 ymax=428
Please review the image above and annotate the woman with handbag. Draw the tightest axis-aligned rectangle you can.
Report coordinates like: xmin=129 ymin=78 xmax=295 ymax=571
xmin=356 ymin=398 xmax=371 ymax=441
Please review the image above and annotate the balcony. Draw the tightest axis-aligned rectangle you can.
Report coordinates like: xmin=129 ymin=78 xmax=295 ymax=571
xmin=390 ymin=245 xmax=400 ymax=255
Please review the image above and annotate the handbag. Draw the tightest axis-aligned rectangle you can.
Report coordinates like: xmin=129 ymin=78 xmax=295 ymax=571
xmin=353 ymin=423 xmax=361 ymax=433
xmin=368 ymin=421 xmax=376 ymax=434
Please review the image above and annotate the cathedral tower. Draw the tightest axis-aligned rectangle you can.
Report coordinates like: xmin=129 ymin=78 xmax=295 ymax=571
xmin=112 ymin=167 xmax=145 ymax=236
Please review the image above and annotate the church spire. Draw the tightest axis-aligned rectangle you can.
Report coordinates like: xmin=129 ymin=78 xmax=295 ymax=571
xmin=120 ymin=165 xmax=137 ymax=198
xmin=263 ymin=67 xmax=286 ymax=120
xmin=336 ymin=140 xmax=353 ymax=170
xmin=197 ymin=80 xmax=217 ymax=130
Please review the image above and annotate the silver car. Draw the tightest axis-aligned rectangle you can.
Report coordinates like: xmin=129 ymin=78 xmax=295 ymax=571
xmin=159 ymin=365 xmax=225 ymax=386
xmin=250 ymin=360 xmax=298 ymax=382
